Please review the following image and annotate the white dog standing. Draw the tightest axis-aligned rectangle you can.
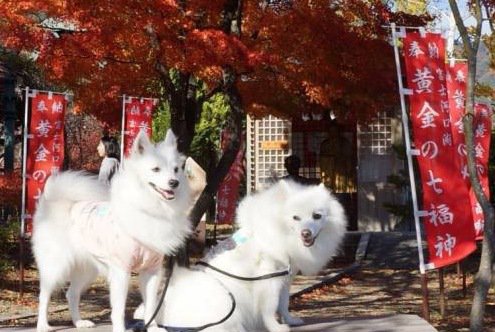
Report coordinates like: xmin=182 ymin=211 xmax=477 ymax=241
xmin=153 ymin=180 xmax=347 ymax=332
xmin=32 ymin=129 xmax=195 ymax=332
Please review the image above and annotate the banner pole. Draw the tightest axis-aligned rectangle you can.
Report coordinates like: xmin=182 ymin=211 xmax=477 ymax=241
xmin=20 ymin=87 xmax=30 ymax=239
xmin=19 ymin=87 xmax=31 ymax=298
xmin=120 ymin=94 xmax=126 ymax=162
xmin=391 ymin=23 xmax=430 ymax=321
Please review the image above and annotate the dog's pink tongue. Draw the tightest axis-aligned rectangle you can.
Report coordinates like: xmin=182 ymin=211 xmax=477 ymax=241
xmin=302 ymin=238 xmax=314 ymax=247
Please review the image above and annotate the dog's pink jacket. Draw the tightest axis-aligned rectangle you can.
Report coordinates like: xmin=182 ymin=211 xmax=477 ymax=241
xmin=70 ymin=201 xmax=163 ymax=272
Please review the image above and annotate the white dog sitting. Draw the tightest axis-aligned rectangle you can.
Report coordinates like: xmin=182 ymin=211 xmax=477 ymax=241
xmin=146 ymin=180 xmax=347 ymax=332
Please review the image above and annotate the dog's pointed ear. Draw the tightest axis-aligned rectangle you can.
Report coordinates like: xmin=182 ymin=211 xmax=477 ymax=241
xmin=163 ymin=129 xmax=178 ymax=148
xmin=132 ymin=130 xmax=152 ymax=155
xmin=318 ymin=182 xmax=333 ymax=193
xmin=275 ymin=179 xmax=291 ymax=200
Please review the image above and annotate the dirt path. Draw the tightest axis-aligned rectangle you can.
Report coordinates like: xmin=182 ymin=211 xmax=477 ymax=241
xmin=1 ymin=265 xmax=494 ymax=332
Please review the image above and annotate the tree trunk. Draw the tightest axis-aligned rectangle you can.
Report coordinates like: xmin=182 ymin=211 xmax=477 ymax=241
xmin=2 ymin=73 xmax=16 ymax=173
xmin=169 ymin=72 xmax=197 ymax=153
xmin=189 ymin=67 xmax=243 ymax=229
xmin=175 ymin=0 xmax=244 ymax=266
xmin=464 ymin=112 xmax=495 ymax=332
xmin=188 ymin=0 xmax=244 ymax=228
xmin=449 ymin=1 xmax=495 ymax=330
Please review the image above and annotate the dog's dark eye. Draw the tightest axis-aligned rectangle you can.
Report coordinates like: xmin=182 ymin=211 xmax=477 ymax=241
xmin=174 ymin=167 xmax=179 ymax=173
xmin=152 ymin=167 xmax=160 ymax=172
xmin=293 ymin=215 xmax=301 ymax=221
xmin=313 ymin=213 xmax=321 ymax=220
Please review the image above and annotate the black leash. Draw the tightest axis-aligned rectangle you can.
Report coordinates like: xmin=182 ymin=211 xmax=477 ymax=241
xmin=133 ymin=256 xmax=175 ymax=332
xmin=133 ymin=259 xmax=289 ymax=331
xmin=133 ymin=257 xmax=237 ymax=332
xmin=196 ymin=261 xmax=290 ymax=281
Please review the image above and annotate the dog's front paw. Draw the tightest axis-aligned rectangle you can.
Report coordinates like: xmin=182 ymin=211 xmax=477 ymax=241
xmin=133 ymin=303 xmax=144 ymax=320
xmin=111 ymin=325 xmax=126 ymax=332
xmin=146 ymin=326 xmax=162 ymax=332
xmin=283 ymin=315 xmax=304 ymax=326
xmin=266 ymin=322 xmax=290 ymax=332
xmin=36 ymin=322 xmax=54 ymax=332
xmin=75 ymin=319 xmax=95 ymax=328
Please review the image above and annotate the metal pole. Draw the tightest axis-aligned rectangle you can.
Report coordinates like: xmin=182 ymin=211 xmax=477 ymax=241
xmin=19 ymin=236 xmax=24 ymax=298
xmin=420 ymin=274 xmax=430 ymax=322
xmin=439 ymin=268 xmax=445 ymax=318
xmin=120 ymin=94 xmax=126 ymax=162
xmin=21 ymin=88 xmax=72 ymax=96
xmin=19 ymin=87 xmax=31 ymax=298
xmin=391 ymin=23 xmax=430 ymax=320
xmin=446 ymin=10 xmax=456 ymax=57
xmin=119 ymin=94 xmax=156 ymax=102
xmin=20 ymin=87 xmax=30 ymax=239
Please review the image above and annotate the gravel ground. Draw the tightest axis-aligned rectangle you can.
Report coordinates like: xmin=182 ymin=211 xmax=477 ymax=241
xmin=2 ymin=231 xmax=495 ymax=332
xmin=1 ymin=263 xmax=495 ymax=332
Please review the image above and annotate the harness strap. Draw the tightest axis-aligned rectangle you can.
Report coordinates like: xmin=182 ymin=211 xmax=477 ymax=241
xmin=196 ymin=261 xmax=290 ymax=281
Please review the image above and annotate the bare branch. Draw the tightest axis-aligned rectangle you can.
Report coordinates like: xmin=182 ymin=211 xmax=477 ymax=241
xmin=144 ymin=24 xmax=175 ymax=95
xmin=473 ymin=0 xmax=483 ymax=55
xmin=448 ymin=0 xmax=474 ymax=57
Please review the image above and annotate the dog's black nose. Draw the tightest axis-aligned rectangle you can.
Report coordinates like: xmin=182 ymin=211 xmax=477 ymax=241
xmin=169 ymin=179 xmax=179 ymax=188
xmin=301 ymin=229 xmax=312 ymax=239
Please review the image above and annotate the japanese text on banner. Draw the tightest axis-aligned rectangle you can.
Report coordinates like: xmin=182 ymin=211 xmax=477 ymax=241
xmin=26 ymin=91 xmax=66 ymax=235
xmin=446 ymin=62 xmax=492 ymax=239
xmin=403 ymin=31 xmax=476 ymax=268
xmin=123 ymin=97 xmax=157 ymax=156
xmin=216 ymin=131 xmax=245 ymax=225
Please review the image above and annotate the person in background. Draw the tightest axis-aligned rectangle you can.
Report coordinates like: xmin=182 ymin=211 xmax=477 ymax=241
xmin=97 ymin=135 xmax=120 ymax=185
xmin=281 ymin=155 xmax=319 ymax=185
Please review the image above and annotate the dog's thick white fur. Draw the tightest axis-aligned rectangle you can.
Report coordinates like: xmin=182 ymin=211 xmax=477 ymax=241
xmin=151 ymin=180 xmax=347 ymax=332
xmin=32 ymin=129 xmax=194 ymax=332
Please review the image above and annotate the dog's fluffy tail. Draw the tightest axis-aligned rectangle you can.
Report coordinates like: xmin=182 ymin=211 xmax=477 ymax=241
xmin=32 ymin=171 xmax=109 ymax=288
xmin=42 ymin=170 xmax=108 ymax=202
xmin=34 ymin=171 xmax=109 ymax=227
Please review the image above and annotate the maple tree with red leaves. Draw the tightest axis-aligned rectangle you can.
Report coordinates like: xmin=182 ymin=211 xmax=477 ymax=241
xmin=0 ymin=1 xmax=427 ymax=129
xmin=0 ymin=170 xmax=22 ymax=211
xmin=0 ymin=1 xmax=427 ymax=232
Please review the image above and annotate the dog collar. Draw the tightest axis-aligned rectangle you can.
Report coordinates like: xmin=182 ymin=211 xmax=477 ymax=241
xmin=232 ymin=230 xmax=249 ymax=245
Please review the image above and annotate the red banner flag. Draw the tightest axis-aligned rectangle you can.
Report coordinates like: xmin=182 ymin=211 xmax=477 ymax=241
xmin=216 ymin=131 xmax=245 ymax=225
xmin=446 ymin=62 xmax=492 ymax=239
xmin=122 ymin=96 xmax=157 ymax=157
xmin=403 ymin=32 xmax=476 ymax=269
xmin=472 ymin=103 xmax=492 ymax=237
xmin=25 ymin=90 xmax=67 ymax=235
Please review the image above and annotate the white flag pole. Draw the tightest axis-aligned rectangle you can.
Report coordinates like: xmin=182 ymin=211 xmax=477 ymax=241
xmin=390 ymin=23 xmax=430 ymax=321
xmin=19 ymin=86 xmax=32 ymax=298
xmin=20 ymin=87 xmax=31 ymax=239
xmin=120 ymin=94 xmax=126 ymax=162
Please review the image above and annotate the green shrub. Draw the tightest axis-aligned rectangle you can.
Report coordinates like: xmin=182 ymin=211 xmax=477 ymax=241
xmin=0 ymin=217 xmax=22 ymax=278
